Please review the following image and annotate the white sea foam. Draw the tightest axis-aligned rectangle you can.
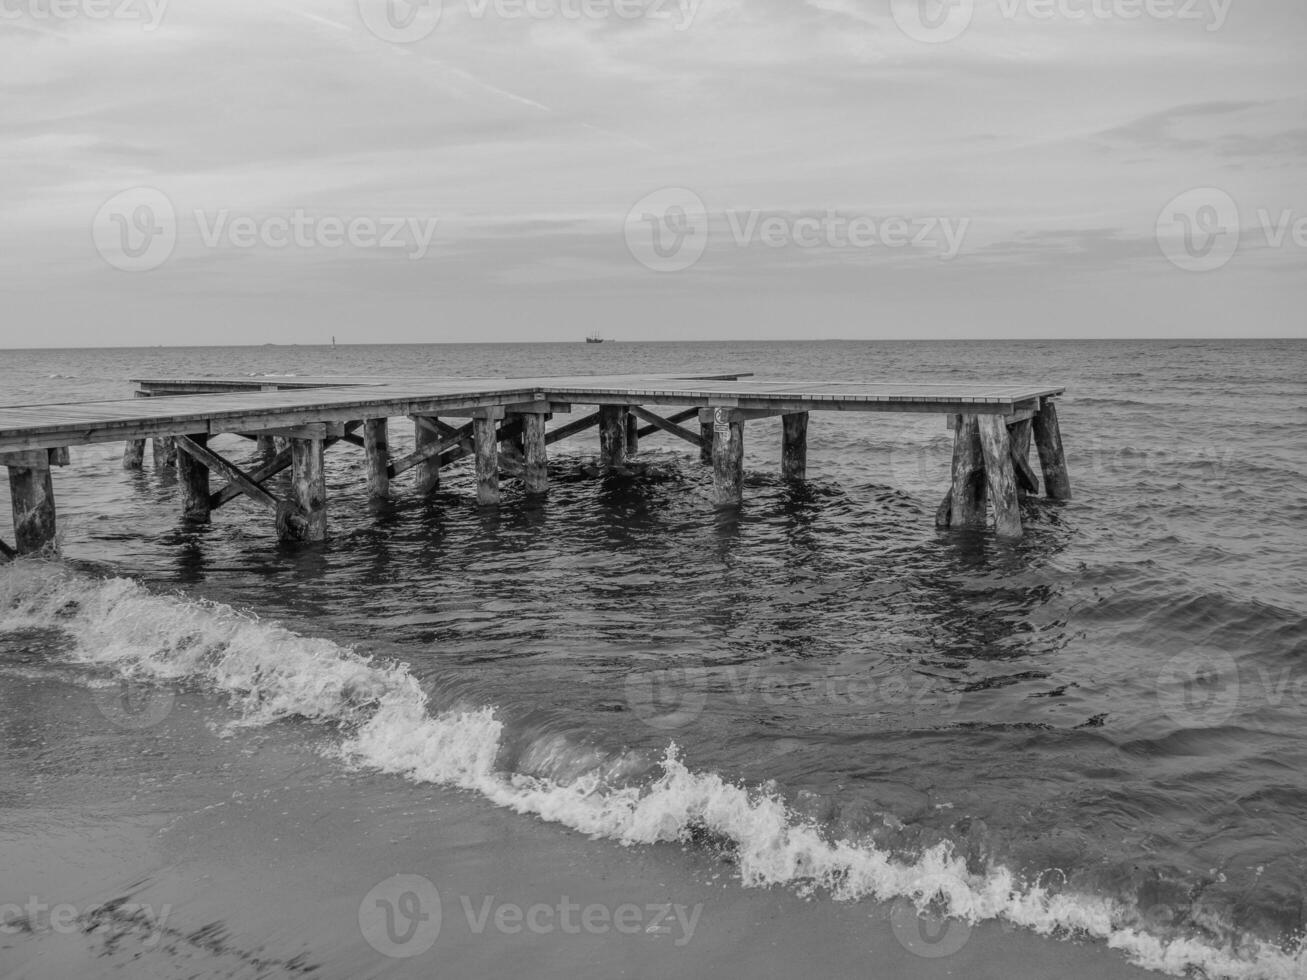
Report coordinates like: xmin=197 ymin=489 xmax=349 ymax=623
xmin=1 ymin=561 xmax=1302 ymax=980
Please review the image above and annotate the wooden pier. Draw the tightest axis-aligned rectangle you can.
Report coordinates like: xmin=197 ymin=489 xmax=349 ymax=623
xmin=0 ymin=373 xmax=1070 ymax=556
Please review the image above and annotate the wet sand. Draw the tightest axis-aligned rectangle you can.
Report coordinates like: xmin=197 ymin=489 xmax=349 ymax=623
xmin=0 ymin=677 xmax=1163 ymax=980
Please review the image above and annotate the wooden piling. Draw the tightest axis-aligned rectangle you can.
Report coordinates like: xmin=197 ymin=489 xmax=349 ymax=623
xmin=175 ymin=433 xmax=211 ymax=521
xmin=599 ymin=405 xmax=627 ymax=467
xmin=473 ymin=416 xmax=500 ymax=506
xmin=977 ymin=415 xmax=1023 ymax=540
xmin=781 ymin=412 xmax=808 ymax=480
xmin=413 ymin=417 xmax=441 ymax=495
xmin=1032 ymin=400 xmax=1072 ymax=501
xmin=152 ymin=436 xmax=176 ymax=469
xmin=363 ymin=418 xmax=390 ymax=501
xmin=123 ymin=391 xmax=149 ymax=469
xmin=711 ymin=408 xmax=745 ymax=509
xmin=699 ymin=420 xmax=713 ymax=464
xmin=522 ymin=413 xmax=548 ymax=494
xmin=624 ymin=410 xmax=639 ymax=456
xmin=122 ymin=440 xmax=146 ymax=469
xmin=280 ymin=437 xmax=327 ymax=541
xmin=1008 ymin=418 xmax=1039 ymax=495
xmin=256 ymin=435 xmax=277 ymax=456
xmin=4 ymin=451 xmax=57 ymax=554
xmin=1012 ymin=449 xmax=1039 ymax=497
xmin=948 ymin=415 xmax=987 ymax=528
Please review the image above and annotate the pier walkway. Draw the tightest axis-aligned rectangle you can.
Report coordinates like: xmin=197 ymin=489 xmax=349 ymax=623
xmin=0 ymin=373 xmax=1069 ymax=555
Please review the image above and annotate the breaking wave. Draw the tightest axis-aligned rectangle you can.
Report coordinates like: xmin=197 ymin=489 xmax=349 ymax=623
xmin=1 ymin=561 xmax=1302 ymax=980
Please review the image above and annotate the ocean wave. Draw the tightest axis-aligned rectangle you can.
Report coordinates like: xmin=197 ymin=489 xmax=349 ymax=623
xmin=1 ymin=562 xmax=1303 ymax=980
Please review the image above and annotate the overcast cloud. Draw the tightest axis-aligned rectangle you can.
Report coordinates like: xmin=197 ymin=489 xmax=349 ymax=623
xmin=1 ymin=0 xmax=1303 ymax=345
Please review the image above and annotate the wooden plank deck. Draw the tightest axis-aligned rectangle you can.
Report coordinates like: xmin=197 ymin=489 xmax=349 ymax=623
xmin=127 ymin=370 xmax=755 ymax=396
xmin=0 ymin=376 xmax=1063 ymax=453
xmin=0 ymin=372 xmax=1072 ymax=553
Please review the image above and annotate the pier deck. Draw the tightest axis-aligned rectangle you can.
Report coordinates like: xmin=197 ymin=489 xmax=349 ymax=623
xmin=0 ymin=373 xmax=1070 ymax=555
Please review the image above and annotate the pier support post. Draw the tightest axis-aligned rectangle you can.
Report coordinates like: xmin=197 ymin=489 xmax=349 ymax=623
xmin=122 ymin=439 xmax=146 ymax=469
xmin=1032 ymin=399 xmax=1072 ymax=501
xmin=699 ymin=420 xmax=713 ymax=465
xmin=624 ymin=410 xmax=639 ymax=457
xmin=4 ymin=451 xmax=57 ymax=555
xmin=947 ymin=415 xmax=987 ymax=528
xmin=176 ymin=433 xmax=211 ymax=521
xmin=977 ymin=416 xmax=1023 ymax=540
xmin=781 ymin=412 xmax=808 ymax=481
xmin=473 ymin=415 xmax=501 ymax=506
xmin=363 ymin=418 xmax=390 ymax=501
xmin=278 ymin=437 xmax=327 ymax=541
xmin=522 ymin=413 xmax=549 ymax=494
xmin=413 ymin=417 xmax=441 ymax=495
xmin=123 ymin=391 xmax=148 ymax=469
xmin=709 ymin=408 xmax=745 ymax=509
xmin=256 ymin=435 xmax=277 ymax=456
xmin=1008 ymin=418 xmax=1039 ymax=496
xmin=152 ymin=436 xmax=176 ymax=469
xmin=599 ymin=406 xmax=627 ymax=467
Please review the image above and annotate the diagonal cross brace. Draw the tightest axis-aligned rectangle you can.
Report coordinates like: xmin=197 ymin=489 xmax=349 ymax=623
xmin=175 ymin=435 xmax=278 ymax=510
xmin=206 ymin=422 xmax=361 ymax=510
xmin=629 ymin=406 xmax=705 ymax=449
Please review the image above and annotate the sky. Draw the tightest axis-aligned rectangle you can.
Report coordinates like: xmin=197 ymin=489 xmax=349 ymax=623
xmin=1 ymin=0 xmax=1304 ymax=346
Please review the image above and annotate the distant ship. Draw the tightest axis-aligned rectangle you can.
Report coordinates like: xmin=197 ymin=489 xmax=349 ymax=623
xmin=585 ymin=330 xmax=604 ymax=344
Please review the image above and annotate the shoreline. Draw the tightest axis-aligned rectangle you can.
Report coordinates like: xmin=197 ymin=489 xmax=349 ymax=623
xmin=0 ymin=678 xmax=1166 ymax=980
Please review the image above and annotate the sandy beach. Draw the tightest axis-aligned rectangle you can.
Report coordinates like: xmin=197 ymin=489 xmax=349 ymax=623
xmin=1 ymin=675 xmax=1162 ymax=980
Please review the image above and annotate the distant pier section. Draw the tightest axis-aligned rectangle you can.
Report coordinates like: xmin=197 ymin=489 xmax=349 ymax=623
xmin=0 ymin=373 xmax=1069 ymax=555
